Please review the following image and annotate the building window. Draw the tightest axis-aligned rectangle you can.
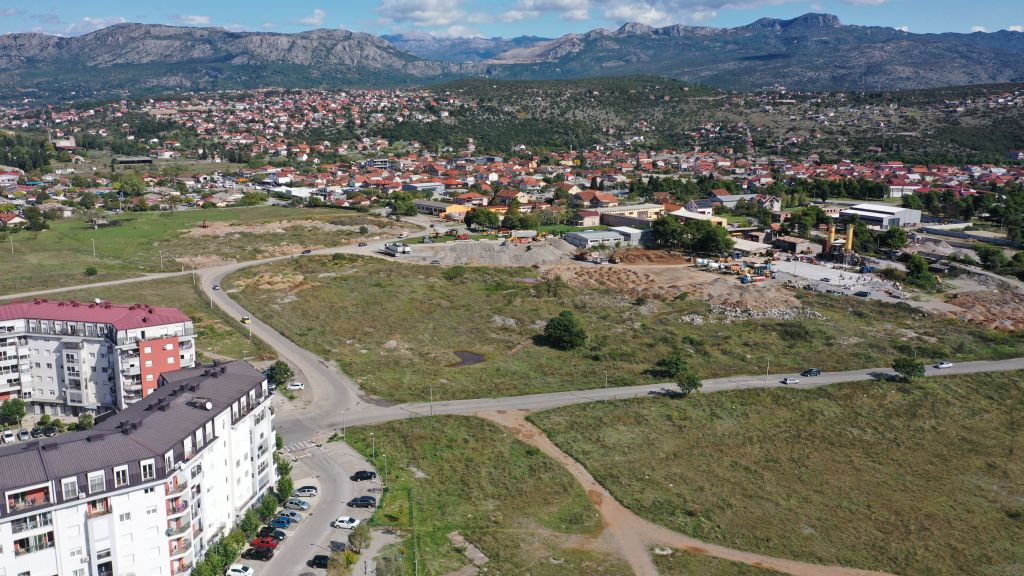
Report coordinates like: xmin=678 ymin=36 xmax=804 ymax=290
xmin=74 ymin=570 xmax=85 ymax=576
xmin=146 ymin=505 xmax=157 ymax=515
xmin=143 ymin=487 xmax=154 ymax=494
xmin=165 ymin=451 xmax=174 ymax=472
xmin=70 ymin=547 xmax=83 ymax=557
xmin=143 ymin=346 xmax=151 ymax=354
xmin=163 ymin=343 xmax=173 ymax=351
xmin=143 ymin=360 xmax=153 ymax=368
xmin=145 ymin=374 xmax=154 ymax=382
xmin=140 ymin=460 xmax=155 ymax=481
xmin=167 ymin=356 xmax=174 ymax=364
xmin=62 ymin=477 xmax=79 ymax=500
xmin=113 ymin=466 xmax=129 ymax=488
xmin=97 ymin=548 xmax=111 ymax=560
xmin=88 ymin=471 xmax=105 ymax=494
xmin=119 ymin=512 xmax=131 ymax=522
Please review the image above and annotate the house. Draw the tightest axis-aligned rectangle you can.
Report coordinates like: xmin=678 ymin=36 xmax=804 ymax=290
xmin=709 ymin=191 xmax=758 ymax=208
xmin=0 ymin=212 xmax=27 ymax=227
xmin=684 ymin=199 xmax=715 ymax=216
xmin=572 ymin=190 xmax=619 ymax=208
xmin=570 ymin=210 xmax=601 ymax=227
xmin=494 ymin=189 xmax=529 ymax=206
xmin=772 ymin=236 xmax=811 ymax=253
xmin=453 ymin=192 xmax=489 ymax=206
xmin=758 ymin=195 xmax=783 ymax=213
xmin=413 ymin=199 xmax=472 ymax=221
xmin=0 ymin=173 xmax=20 ymax=187
xmin=553 ymin=182 xmax=582 ymax=197
xmin=591 ymin=204 xmax=665 ymax=225
xmin=669 ymin=208 xmax=728 ymax=228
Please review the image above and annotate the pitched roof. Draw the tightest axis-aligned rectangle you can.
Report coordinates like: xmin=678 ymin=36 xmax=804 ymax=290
xmin=0 ymin=300 xmax=190 ymax=331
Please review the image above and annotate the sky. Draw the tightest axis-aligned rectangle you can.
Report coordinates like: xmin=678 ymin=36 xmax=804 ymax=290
xmin=0 ymin=0 xmax=1021 ymax=38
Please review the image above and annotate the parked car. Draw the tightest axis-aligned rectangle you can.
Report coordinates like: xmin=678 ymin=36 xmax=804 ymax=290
xmin=269 ymin=517 xmax=292 ymax=529
xmin=225 ymin=565 xmax=255 ymax=576
xmin=308 ymin=555 xmax=331 ymax=569
xmin=249 ymin=536 xmax=280 ymax=549
xmin=820 ymin=277 xmax=831 ymax=283
xmin=853 ymin=290 xmax=871 ymax=297
xmin=1 ymin=430 xmax=15 ymax=443
xmin=347 ymin=496 xmax=376 ymax=508
xmin=285 ymin=498 xmax=310 ymax=511
xmin=800 ymin=368 xmax=821 ymax=377
xmin=42 ymin=426 xmax=58 ymax=437
xmin=301 ymin=249 xmax=313 ymax=255
xmin=241 ymin=547 xmax=274 ymax=561
xmin=293 ymin=486 xmax=318 ymax=498
xmin=357 ymin=242 xmax=368 ymax=247
xmin=30 ymin=427 xmax=44 ymax=438
xmin=934 ymin=361 xmax=954 ymax=369
xmin=213 ymin=285 xmax=220 ymax=290
xmin=257 ymin=527 xmax=286 ymax=540
xmin=278 ymin=510 xmax=304 ymax=523
xmin=17 ymin=429 xmax=30 ymax=441
xmin=350 ymin=470 xmax=377 ymax=482
xmin=287 ymin=382 xmax=305 ymax=391
xmin=780 ymin=377 xmax=800 ymax=385
xmin=331 ymin=516 xmax=360 ymax=529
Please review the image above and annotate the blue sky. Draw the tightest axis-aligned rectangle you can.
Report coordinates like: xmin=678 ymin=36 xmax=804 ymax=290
xmin=1 ymin=1 xmax=1021 ymax=37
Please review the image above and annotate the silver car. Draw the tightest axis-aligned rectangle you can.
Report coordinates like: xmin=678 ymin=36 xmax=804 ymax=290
xmin=285 ymin=498 xmax=310 ymax=511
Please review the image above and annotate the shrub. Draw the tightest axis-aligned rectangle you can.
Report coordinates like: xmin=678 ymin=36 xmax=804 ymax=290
xmin=442 ymin=265 xmax=468 ymax=281
xmin=84 ymin=266 xmax=98 ymax=276
xmin=543 ymin=310 xmax=587 ymax=350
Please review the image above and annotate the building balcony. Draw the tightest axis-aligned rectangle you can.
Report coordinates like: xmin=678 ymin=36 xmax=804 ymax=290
xmin=12 ymin=514 xmax=53 ymax=534
xmin=166 ymin=521 xmax=191 ymax=537
xmin=167 ymin=499 xmax=190 ymax=518
xmin=171 ymin=561 xmax=193 ymax=576
xmin=87 ymin=499 xmax=112 ymax=518
xmin=169 ymin=539 xmax=193 ymax=559
xmin=7 ymin=491 xmax=51 ymax=513
xmin=166 ymin=481 xmax=188 ymax=497
xmin=14 ymin=536 xmax=55 ymax=556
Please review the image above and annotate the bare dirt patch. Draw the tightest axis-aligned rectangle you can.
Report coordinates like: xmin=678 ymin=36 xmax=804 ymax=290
xmin=232 ymin=271 xmax=314 ymax=292
xmin=943 ymin=289 xmax=1024 ymax=330
xmin=183 ymin=219 xmax=381 ymax=238
xmin=612 ymin=248 xmax=688 ymax=265
xmin=175 ymin=254 xmax=236 ymax=267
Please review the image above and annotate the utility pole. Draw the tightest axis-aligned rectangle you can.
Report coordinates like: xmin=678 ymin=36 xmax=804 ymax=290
xmin=383 ymin=453 xmax=388 ymax=488
xmin=370 ymin=432 xmax=375 ymax=461
xmin=92 ymin=238 xmax=96 ymax=260
xmin=765 ymin=358 xmax=770 ymax=387
xmin=9 ymin=234 xmax=13 ymax=255
xmin=604 ymin=371 xmax=608 ymax=400
xmin=428 ymin=382 xmax=433 ymax=417
xmin=159 ymin=250 xmax=165 ymax=270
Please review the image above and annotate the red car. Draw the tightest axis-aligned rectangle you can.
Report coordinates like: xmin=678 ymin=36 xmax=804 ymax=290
xmin=250 ymin=536 xmax=280 ymax=549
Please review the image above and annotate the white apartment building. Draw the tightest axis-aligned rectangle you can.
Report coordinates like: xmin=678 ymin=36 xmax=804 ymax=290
xmin=0 ymin=299 xmax=197 ymax=414
xmin=0 ymin=361 xmax=277 ymax=576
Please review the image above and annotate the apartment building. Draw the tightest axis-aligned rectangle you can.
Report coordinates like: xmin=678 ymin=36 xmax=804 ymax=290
xmin=0 ymin=299 xmax=197 ymax=414
xmin=0 ymin=360 xmax=277 ymax=576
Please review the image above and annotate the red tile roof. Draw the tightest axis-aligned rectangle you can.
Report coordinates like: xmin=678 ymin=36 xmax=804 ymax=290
xmin=0 ymin=300 xmax=190 ymax=331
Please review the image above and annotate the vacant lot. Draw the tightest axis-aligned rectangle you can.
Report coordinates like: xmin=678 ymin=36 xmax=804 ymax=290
xmin=47 ymin=276 xmax=271 ymax=362
xmin=226 ymin=255 xmax=1024 ymax=402
xmin=654 ymin=550 xmax=782 ymax=575
xmin=0 ymin=206 xmax=392 ymax=294
xmin=531 ymin=373 xmax=1024 ymax=576
xmin=343 ymin=416 xmax=628 ymax=576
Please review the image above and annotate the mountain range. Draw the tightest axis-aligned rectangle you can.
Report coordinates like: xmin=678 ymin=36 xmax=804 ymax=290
xmin=1 ymin=13 xmax=1022 ymax=102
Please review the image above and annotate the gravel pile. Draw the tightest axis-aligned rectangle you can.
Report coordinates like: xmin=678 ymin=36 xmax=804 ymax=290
xmin=674 ymin=306 xmax=825 ymax=325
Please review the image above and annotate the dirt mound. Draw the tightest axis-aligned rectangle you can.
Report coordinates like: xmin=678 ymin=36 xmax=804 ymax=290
xmin=943 ymin=289 xmax=1024 ymax=330
xmin=613 ymin=249 xmax=688 ymax=265
xmin=545 ymin=263 xmax=800 ymax=310
xmin=185 ymin=219 xmax=383 ymax=238
xmin=407 ymin=237 xmax=576 ymax=267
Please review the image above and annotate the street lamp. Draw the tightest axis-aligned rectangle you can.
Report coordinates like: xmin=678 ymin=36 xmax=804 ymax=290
xmin=370 ymin=432 xmax=375 ymax=461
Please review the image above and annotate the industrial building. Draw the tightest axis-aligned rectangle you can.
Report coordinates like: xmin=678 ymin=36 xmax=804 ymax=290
xmin=562 ymin=230 xmax=626 ymax=249
xmin=0 ymin=300 xmax=197 ymax=415
xmin=0 ymin=361 xmax=276 ymax=576
xmin=840 ymin=203 xmax=921 ymax=229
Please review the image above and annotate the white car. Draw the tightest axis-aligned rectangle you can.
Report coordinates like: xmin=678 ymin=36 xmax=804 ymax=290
xmin=934 ymin=361 xmax=954 ymax=369
xmin=213 ymin=285 xmax=221 ymax=290
xmin=1 ymin=430 xmax=15 ymax=444
xmin=331 ymin=516 xmax=360 ymax=530
xmin=780 ymin=377 xmax=800 ymax=385
xmin=225 ymin=564 xmax=255 ymax=576
xmin=286 ymin=382 xmax=305 ymax=391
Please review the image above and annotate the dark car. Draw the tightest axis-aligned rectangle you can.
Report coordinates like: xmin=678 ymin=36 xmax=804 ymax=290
xmin=30 ymin=427 xmax=44 ymax=438
xmin=258 ymin=527 xmax=286 ymax=540
xmin=350 ymin=470 xmax=377 ymax=482
xmin=241 ymin=547 xmax=275 ymax=561
xmin=308 ymin=555 xmax=331 ymax=569
xmin=346 ymin=495 xmax=376 ymax=508
xmin=357 ymin=241 xmax=368 ymax=247
xmin=43 ymin=426 xmax=58 ymax=437
xmin=800 ymin=368 xmax=821 ymax=377
xmin=301 ymin=249 xmax=313 ymax=255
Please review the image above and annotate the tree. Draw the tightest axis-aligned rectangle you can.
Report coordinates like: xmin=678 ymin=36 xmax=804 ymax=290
xmin=465 ymin=208 xmax=499 ymax=229
xmin=893 ymin=357 xmax=925 ymax=381
xmin=649 ymin=216 xmax=734 ymax=255
xmin=543 ymin=310 xmax=587 ymax=350
xmin=266 ymin=360 xmax=294 ymax=387
xmin=77 ymin=413 xmax=94 ymax=430
xmin=38 ymin=414 xmax=51 ymax=426
xmin=879 ymin=227 xmax=908 ymax=249
xmin=349 ymin=522 xmax=371 ymax=552
xmin=85 ymin=266 xmax=98 ymax=277
xmin=904 ymin=253 xmax=935 ymax=289
xmin=0 ymin=398 xmax=26 ymax=426
xmin=655 ymin=354 xmax=703 ymax=395
xmin=239 ymin=509 xmax=260 ymax=536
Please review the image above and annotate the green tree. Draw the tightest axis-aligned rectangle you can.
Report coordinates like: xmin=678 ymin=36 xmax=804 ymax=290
xmin=879 ymin=227 xmax=908 ymax=249
xmin=266 ymin=360 xmax=294 ymax=387
xmin=893 ymin=357 xmax=925 ymax=381
xmin=38 ymin=414 xmax=51 ymax=426
xmin=349 ymin=522 xmax=371 ymax=551
xmin=904 ymin=253 xmax=935 ymax=289
xmin=77 ymin=413 xmax=94 ymax=430
xmin=0 ymin=398 xmax=26 ymax=426
xmin=543 ymin=310 xmax=587 ymax=350
xmin=85 ymin=266 xmax=98 ymax=277
xmin=655 ymin=354 xmax=702 ymax=395
xmin=465 ymin=208 xmax=499 ymax=229
xmin=239 ymin=509 xmax=260 ymax=536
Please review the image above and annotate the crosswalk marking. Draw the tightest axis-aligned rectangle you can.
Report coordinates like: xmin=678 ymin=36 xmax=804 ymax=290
xmin=282 ymin=440 xmax=314 ymax=453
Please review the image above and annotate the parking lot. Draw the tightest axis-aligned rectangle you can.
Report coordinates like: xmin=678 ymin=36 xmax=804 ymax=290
xmin=236 ymin=440 xmax=382 ymax=575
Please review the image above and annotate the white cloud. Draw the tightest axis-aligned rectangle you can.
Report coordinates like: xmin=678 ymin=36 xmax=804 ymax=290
xmin=499 ymin=0 xmax=809 ymax=27
xmin=0 ymin=8 xmax=23 ymax=17
xmin=378 ymin=0 xmax=466 ymax=27
xmin=970 ymin=25 xmax=988 ymax=32
xmin=895 ymin=25 xmax=909 ymax=32
xmin=605 ymin=4 xmax=671 ymax=26
xmin=436 ymin=25 xmax=484 ymax=37
xmin=1008 ymin=25 xmax=1023 ymax=32
xmin=297 ymin=8 xmax=327 ymax=26
xmin=174 ymin=15 xmax=212 ymax=26
xmin=64 ymin=16 xmax=128 ymax=35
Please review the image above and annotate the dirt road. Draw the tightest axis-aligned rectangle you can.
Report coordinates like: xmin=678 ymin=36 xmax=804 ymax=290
xmin=479 ymin=409 xmax=897 ymax=576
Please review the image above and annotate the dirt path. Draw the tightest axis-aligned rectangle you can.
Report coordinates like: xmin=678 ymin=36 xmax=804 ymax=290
xmin=477 ymin=409 xmax=897 ymax=576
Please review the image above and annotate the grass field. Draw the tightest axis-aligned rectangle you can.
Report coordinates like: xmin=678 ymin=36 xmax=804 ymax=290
xmin=342 ymin=416 xmax=628 ymax=576
xmin=0 ymin=206 xmax=391 ymax=294
xmin=225 ymin=254 xmax=1024 ymax=402
xmin=530 ymin=372 xmax=1024 ymax=576
xmin=654 ymin=551 xmax=782 ymax=575
xmin=46 ymin=276 xmax=272 ymax=362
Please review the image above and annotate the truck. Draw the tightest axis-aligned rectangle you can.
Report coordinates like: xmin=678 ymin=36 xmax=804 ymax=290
xmin=384 ymin=242 xmax=411 ymax=256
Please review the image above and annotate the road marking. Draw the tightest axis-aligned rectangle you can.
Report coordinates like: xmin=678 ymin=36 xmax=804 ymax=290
xmin=283 ymin=440 xmax=314 ymax=453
